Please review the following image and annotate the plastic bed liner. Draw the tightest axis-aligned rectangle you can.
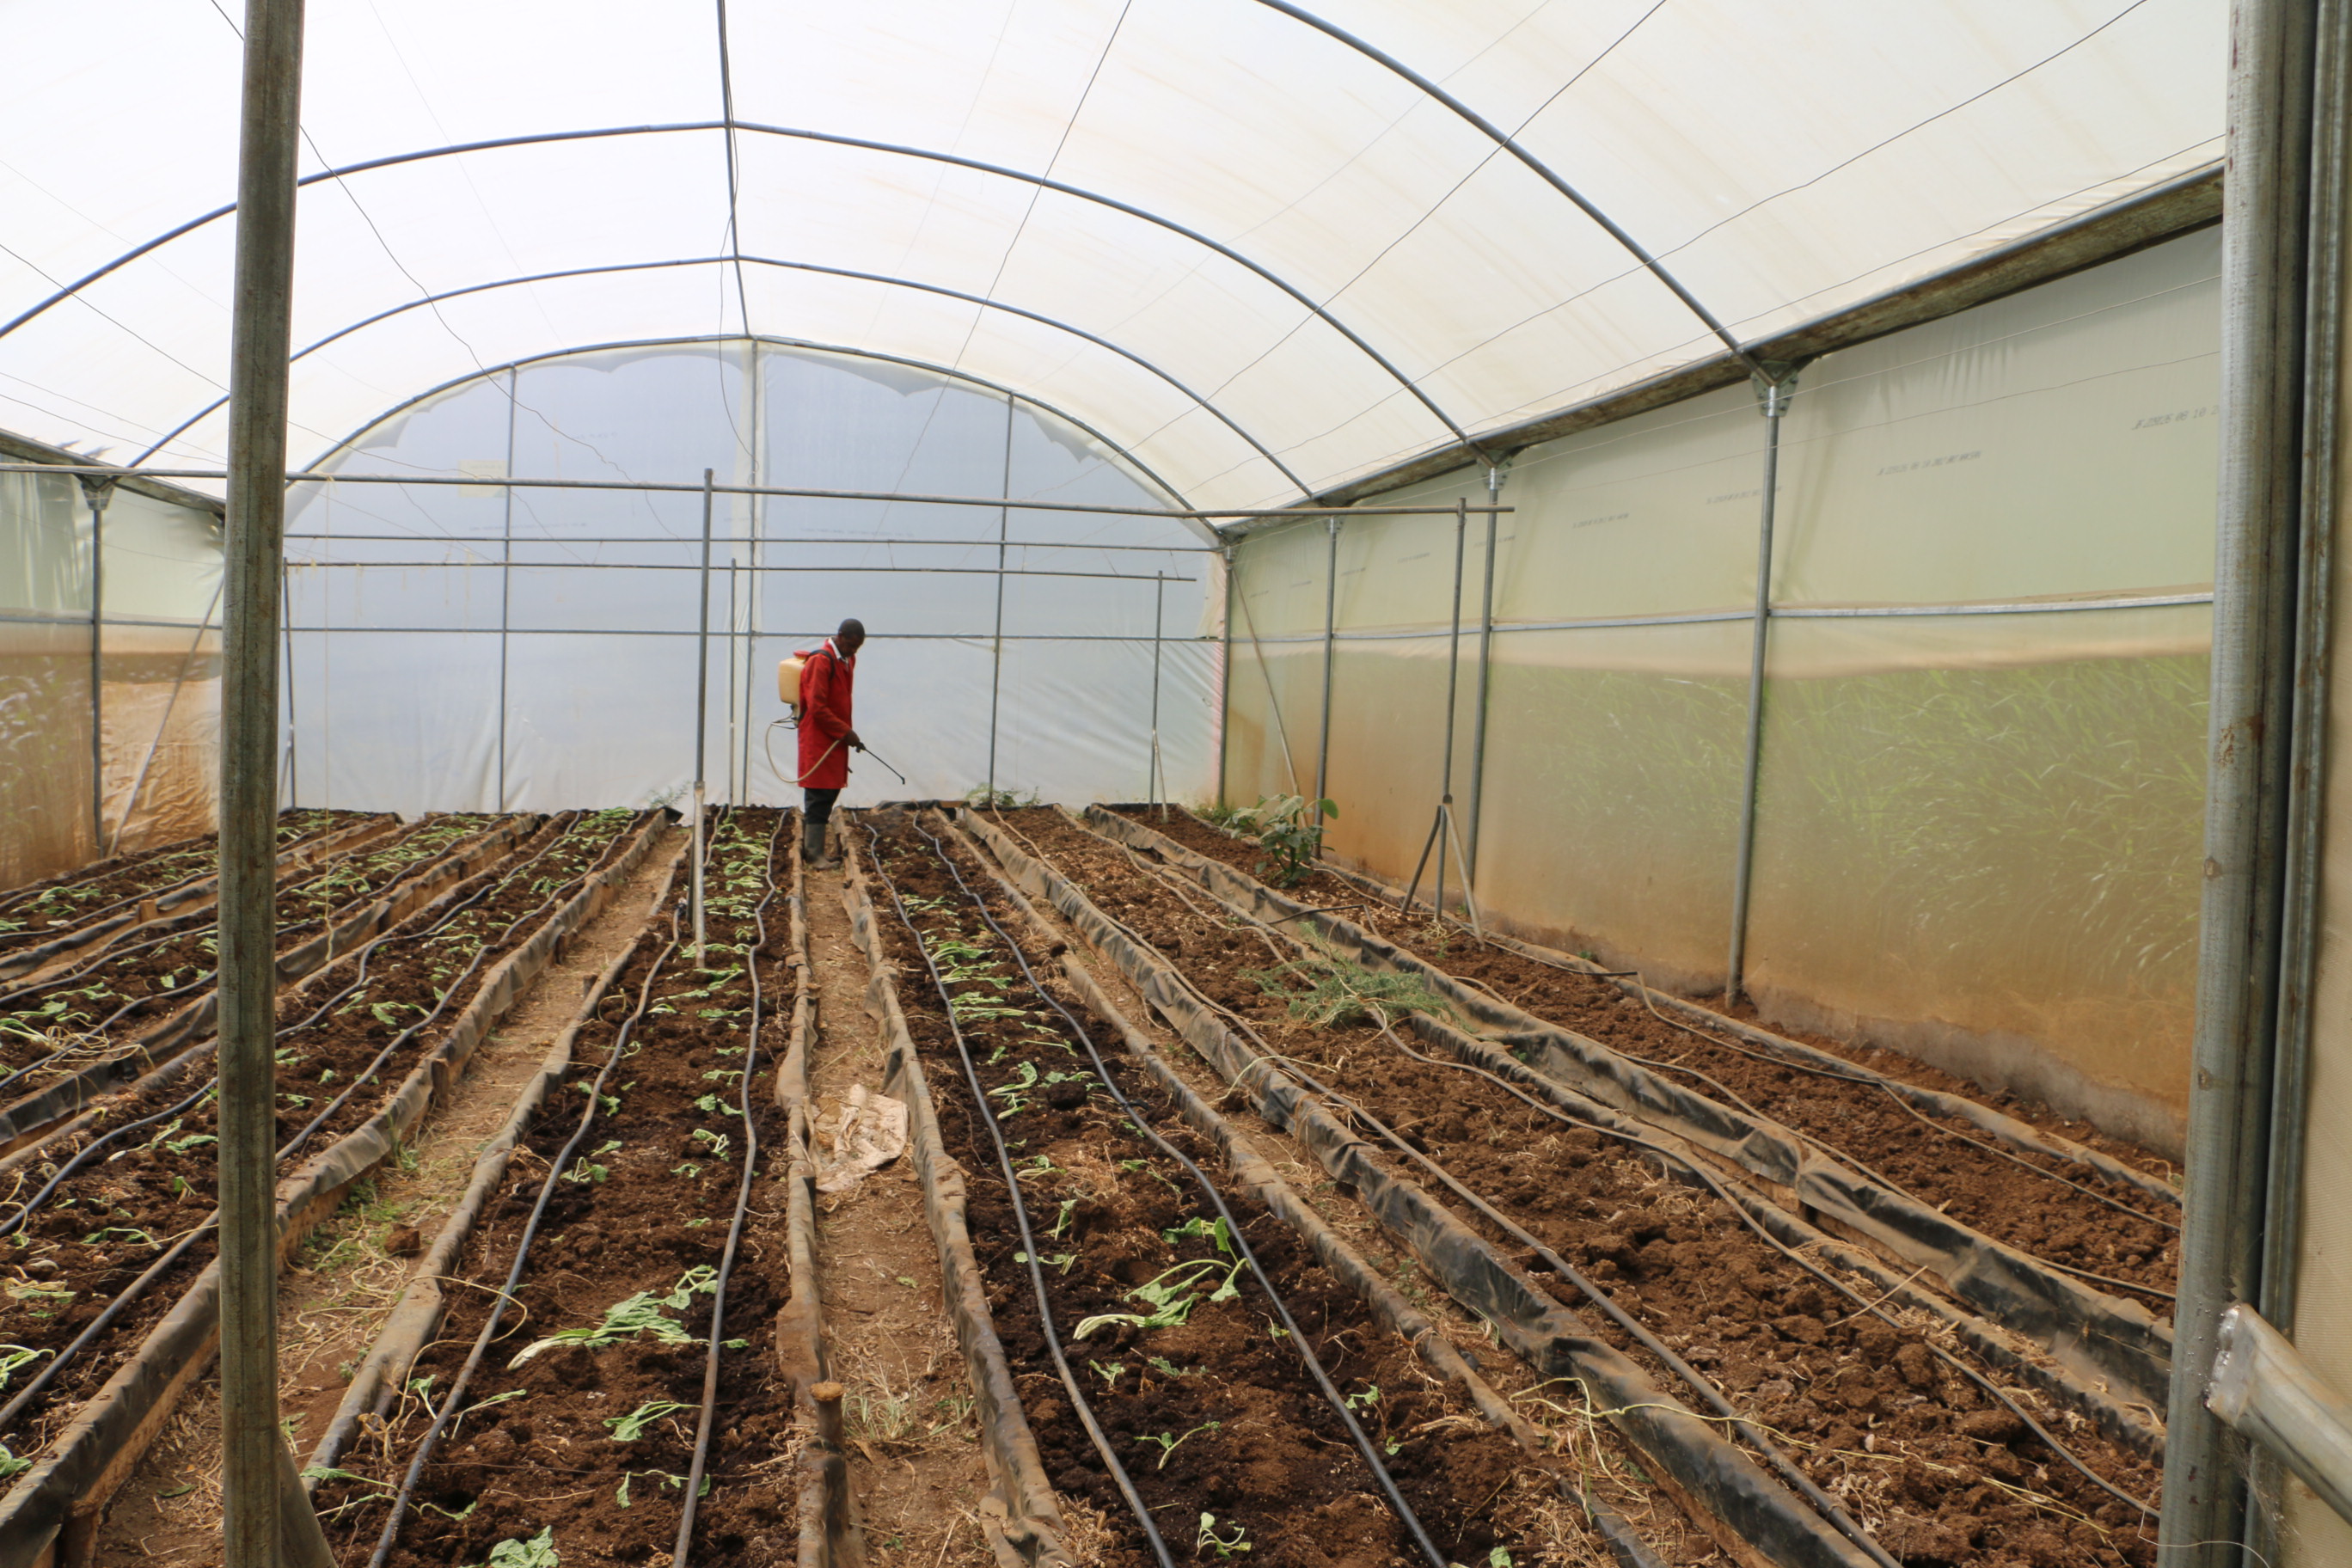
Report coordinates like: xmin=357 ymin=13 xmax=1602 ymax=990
xmin=1079 ymin=805 xmax=2174 ymax=1415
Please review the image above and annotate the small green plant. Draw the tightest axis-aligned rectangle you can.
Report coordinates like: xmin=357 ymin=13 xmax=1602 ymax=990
xmin=1247 ymin=795 xmax=1336 ymax=888
xmin=691 ymin=1128 xmax=732 ymax=1162
xmin=0 ymin=1344 xmax=49 ymax=1393
xmin=0 ymin=1442 xmax=31 ymax=1481
xmin=964 ymin=785 xmax=1040 ymax=811
xmin=1147 ymin=1356 xmax=1201 ymax=1379
xmin=1197 ymin=1514 xmax=1251 ymax=1559
xmin=1136 ymin=1420 xmax=1219 ymax=1469
xmin=1344 ymin=1383 xmax=1381 ymax=1412
xmin=511 ymin=1266 xmax=718 ymax=1364
xmin=604 ymin=1400 xmax=695 ymax=1442
xmin=1243 ymin=936 xmax=1456 ymax=1029
xmin=1090 ymin=1359 xmax=1125 ymax=1389
xmin=1073 ymin=1226 xmax=1243 ymax=1340
xmin=615 ymin=1470 xmax=688 ymax=1509
xmin=470 ymin=1525 xmax=560 ymax=1567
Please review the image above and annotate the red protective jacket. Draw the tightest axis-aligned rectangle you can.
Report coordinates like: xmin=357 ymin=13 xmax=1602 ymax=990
xmin=797 ymin=640 xmax=856 ymax=790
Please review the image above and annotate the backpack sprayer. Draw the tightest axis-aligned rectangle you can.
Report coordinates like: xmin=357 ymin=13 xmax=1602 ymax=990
xmin=767 ymin=651 xmax=907 ymax=787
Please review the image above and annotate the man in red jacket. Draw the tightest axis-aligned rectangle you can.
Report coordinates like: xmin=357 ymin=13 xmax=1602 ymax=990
xmin=798 ymin=618 xmax=864 ymax=867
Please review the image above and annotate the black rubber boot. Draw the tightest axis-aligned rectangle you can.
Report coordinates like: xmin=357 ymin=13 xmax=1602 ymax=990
xmin=803 ymin=817 xmax=837 ymax=870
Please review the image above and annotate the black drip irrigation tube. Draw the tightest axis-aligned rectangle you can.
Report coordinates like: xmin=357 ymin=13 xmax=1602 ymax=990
xmin=883 ymin=816 xmax=1455 ymax=1568
xmin=1363 ymin=1020 xmax=2161 ymax=1523
xmin=671 ymin=812 xmax=786 ymax=1566
xmin=862 ymin=820 xmax=1176 ymax=1568
xmin=360 ymin=807 xmax=781 ymax=1568
xmin=1039 ymin=817 xmax=2156 ymax=1540
xmin=0 ymin=820 xmax=493 ymax=1103
xmin=0 ymin=815 xmax=628 ymax=1437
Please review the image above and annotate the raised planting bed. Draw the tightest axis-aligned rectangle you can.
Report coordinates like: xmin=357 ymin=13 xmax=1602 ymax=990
xmin=0 ymin=811 xmax=665 ymax=1560
xmin=314 ymin=808 xmax=816 ymax=1568
xmin=965 ymin=807 xmax=2165 ymax=1568
xmin=0 ymin=814 xmax=522 ymax=1152
xmin=1075 ymin=805 xmax=2176 ymax=1416
xmin=858 ymin=808 xmax=1591 ymax=1568
xmin=0 ymin=811 xmax=382 ymax=956
xmin=0 ymin=812 xmax=392 ymax=984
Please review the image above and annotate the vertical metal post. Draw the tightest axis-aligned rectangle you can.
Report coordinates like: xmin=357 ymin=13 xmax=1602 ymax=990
xmin=1724 ymin=376 xmax=1790 ymax=1003
xmin=1466 ymin=464 xmax=1504 ymax=874
xmin=2161 ymin=0 xmax=2321 ymax=1558
xmin=986 ymin=395 xmax=1013 ymax=795
xmin=1148 ymin=573 xmax=1166 ymax=805
xmin=1315 ymin=515 xmax=1339 ymax=822
xmin=1437 ymin=498 xmax=1467 ymax=916
xmin=83 ymin=480 xmax=113 ymax=853
xmin=693 ymin=469 xmax=713 ymax=967
xmin=219 ymin=1 xmax=306 ymax=1563
xmin=738 ymin=341 xmax=763 ymax=805
xmin=496 ymin=366 xmax=516 ymax=810
xmin=1217 ymin=544 xmax=1236 ymax=805
xmin=279 ymin=558 xmax=296 ymax=809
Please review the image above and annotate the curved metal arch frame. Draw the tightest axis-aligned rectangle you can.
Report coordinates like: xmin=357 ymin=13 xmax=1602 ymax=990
xmin=1 ymin=119 xmax=1483 ymax=456
xmin=291 ymin=332 xmax=1214 ymax=538
xmin=1245 ymin=0 xmax=1765 ymax=380
xmin=133 ymin=254 xmax=1312 ymax=493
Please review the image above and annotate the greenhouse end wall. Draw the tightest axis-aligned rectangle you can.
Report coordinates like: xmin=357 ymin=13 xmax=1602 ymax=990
xmin=1226 ymin=230 xmax=2220 ymax=1155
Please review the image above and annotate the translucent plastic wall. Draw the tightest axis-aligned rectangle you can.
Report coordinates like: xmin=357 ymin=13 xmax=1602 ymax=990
xmin=0 ymin=469 xmax=221 ymax=889
xmin=1228 ymin=230 xmax=2220 ymax=1151
xmin=283 ymin=340 xmax=1215 ymax=818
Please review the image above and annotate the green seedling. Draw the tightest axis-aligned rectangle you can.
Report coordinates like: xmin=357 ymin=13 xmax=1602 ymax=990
xmin=469 ymin=1525 xmax=559 ymax=1567
xmin=560 ymin=1160 xmax=607 ymax=1185
xmin=1147 ymin=1357 xmax=1200 ymax=1380
xmin=0 ymin=1443 xmax=28 ymax=1481
xmin=1089 ymin=1360 xmax=1125 ymax=1389
xmin=701 ymin=1069 xmax=738 ymax=1082
xmin=1136 ymin=1420 xmax=1219 ymax=1469
xmin=684 ymin=1216 xmax=709 ymax=1228
xmin=511 ymin=1266 xmax=718 ymax=1364
xmin=604 ymin=1400 xmax=695 ymax=1442
xmin=281 ymin=1093 xmax=312 ymax=1108
xmin=989 ymin=1061 xmax=1039 ymax=1118
xmin=83 ymin=1227 xmax=159 ymax=1248
xmin=1197 ymin=1514 xmax=1251 ymax=1559
xmin=1016 ymin=1155 xmax=1060 ymax=1181
xmin=615 ymin=1471 xmax=688 ymax=1509
xmin=1249 ymin=794 xmax=1337 ymax=887
xmin=672 ymin=1162 xmax=703 ymax=1179
xmin=694 ymin=1093 xmax=741 ymax=1118
xmin=1344 ymin=1384 xmax=1381 ymax=1412
xmin=165 ymin=1131 xmax=216 ymax=1156
xmin=0 ymin=1344 xmax=50 ymax=1393
xmin=1047 ymin=1198 xmax=1080 ymax=1240
xmin=1243 ymin=934 xmax=1457 ymax=1029
xmin=691 ymin=1128 xmax=732 ymax=1162
xmin=1072 ymin=1255 xmax=1241 ymax=1340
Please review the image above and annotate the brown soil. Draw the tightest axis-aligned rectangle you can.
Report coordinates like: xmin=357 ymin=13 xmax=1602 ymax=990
xmin=318 ymin=809 xmax=804 ymax=1568
xmin=0 ymin=812 xmax=640 ymax=1456
xmin=0 ymin=812 xmax=502 ymax=1088
xmin=1105 ymin=807 xmax=2180 ymax=1304
xmin=796 ymin=846 xmax=999 ymax=1566
xmin=864 ymin=812 xmax=1556 ymax=1568
xmin=992 ymin=808 xmax=2164 ymax=1568
xmin=0 ymin=810 xmax=377 ymax=952
xmin=87 ymin=824 xmax=688 ymax=1566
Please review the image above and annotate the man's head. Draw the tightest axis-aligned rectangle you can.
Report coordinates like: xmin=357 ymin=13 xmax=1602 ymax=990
xmin=836 ymin=618 xmax=866 ymax=658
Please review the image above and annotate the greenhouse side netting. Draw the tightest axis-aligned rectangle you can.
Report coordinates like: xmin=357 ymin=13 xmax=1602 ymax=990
xmin=0 ymin=452 xmax=222 ymax=888
xmin=1225 ymin=229 xmax=2220 ymax=1155
xmin=281 ymin=340 xmax=1218 ymax=818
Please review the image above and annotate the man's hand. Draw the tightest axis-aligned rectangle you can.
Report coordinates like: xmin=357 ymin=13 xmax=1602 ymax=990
xmin=845 ymin=730 xmax=864 ymax=750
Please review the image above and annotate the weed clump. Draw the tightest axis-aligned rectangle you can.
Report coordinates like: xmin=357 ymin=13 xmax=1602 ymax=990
xmin=1244 ymin=937 xmax=1455 ymax=1028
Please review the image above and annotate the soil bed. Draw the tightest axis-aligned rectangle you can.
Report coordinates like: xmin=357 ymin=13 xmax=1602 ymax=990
xmin=0 ymin=810 xmax=640 ymax=1462
xmin=0 ymin=811 xmax=377 ymax=954
xmin=0 ymin=812 xmax=499 ymax=1093
xmin=1102 ymin=807 xmax=2179 ymax=1304
xmin=997 ymin=807 xmax=2165 ymax=1568
xmin=865 ymin=812 xmax=1559 ymax=1568
xmin=317 ymin=809 xmax=801 ymax=1568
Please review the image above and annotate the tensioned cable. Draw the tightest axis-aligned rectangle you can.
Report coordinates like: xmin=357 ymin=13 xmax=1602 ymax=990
xmin=132 ymin=256 xmax=1313 ymax=493
xmin=2 ymin=123 xmax=1480 ymax=462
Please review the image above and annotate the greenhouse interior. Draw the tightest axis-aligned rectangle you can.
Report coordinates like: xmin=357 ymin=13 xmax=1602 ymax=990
xmin=4 ymin=2 xmax=2350 ymax=1565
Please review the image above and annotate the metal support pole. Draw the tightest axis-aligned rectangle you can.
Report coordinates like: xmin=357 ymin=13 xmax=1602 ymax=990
xmin=1403 ymin=499 xmax=1472 ymax=919
xmin=1466 ymin=462 xmax=1504 ymax=873
xmin=496 ymin=367 xmax=516 ymax=810
xmin=1724 ymin=374 xmax=1791 ymax=1003
xmin=1148 ymin=573 xmax=1166 ymax=807
xmin=987 ymin=395 xmax=1013 ymax=796
xmin=693 ymin=469 xmax=713 ymax=967
xmin=81 ymin=479 xmax=114 ymax=853
xmin=219 ymin=1 xmax=307 ymax=1563
xmin=112 ymin=576 xmax=225 ymax=857
xmin=1315 ymin=515 xmax=1339 ymax=823
xmin=2162 ymin=0 xmax=2322 ymax=1558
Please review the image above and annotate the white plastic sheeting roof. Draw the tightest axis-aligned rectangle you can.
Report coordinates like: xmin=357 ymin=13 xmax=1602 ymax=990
xmin=3 ymin=0 xmax=2223 ymax=510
